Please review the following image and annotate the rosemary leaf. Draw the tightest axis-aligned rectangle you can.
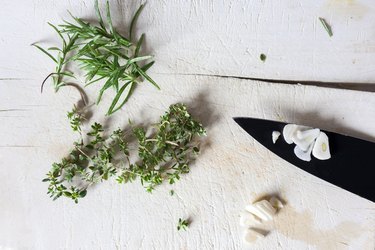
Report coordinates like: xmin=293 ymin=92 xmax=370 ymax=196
xmin=319 ymin=17 xmax=333 ymax=37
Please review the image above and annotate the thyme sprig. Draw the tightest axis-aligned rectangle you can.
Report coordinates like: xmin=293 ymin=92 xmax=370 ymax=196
xmin=177 ymin=218 xmax=189 ymax=231
xmin=43 ymin=104 xmax=206 ymax=203
xmin=33 ymin=0 xmax=158 ymax=115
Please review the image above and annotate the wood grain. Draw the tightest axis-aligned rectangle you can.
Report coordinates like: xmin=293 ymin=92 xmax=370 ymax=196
xmin=0 ymin=1 xmax=374 ymax=249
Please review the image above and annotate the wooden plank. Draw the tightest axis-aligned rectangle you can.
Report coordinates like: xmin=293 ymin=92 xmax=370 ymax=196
xmin=1 ymin=0 xmax=375 ymax=83
xmin=0 ymin=75 xmax=373 ymax=249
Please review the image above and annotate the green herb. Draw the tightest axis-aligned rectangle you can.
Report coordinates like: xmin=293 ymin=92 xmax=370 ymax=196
xmin=33 ymin=0 xmax=158 ymax=115
xmin=319 ymin=17 xmax=333 ymax=37
xmin=32 ymin=24 xmax=78 ymax=93
xmin=43 ymin=103 xmax=206 ymax=203
xmin=170 ymin=190 xmax=174 ymax=196
xmin=177 ymin=218 xmax=189 ymax=231
xmin=260 ymin=53 xmax=266 ymax=62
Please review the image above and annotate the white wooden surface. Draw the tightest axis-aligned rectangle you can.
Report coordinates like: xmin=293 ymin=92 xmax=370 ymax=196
xmin=1 ymin=1 xmax=375 ymax=249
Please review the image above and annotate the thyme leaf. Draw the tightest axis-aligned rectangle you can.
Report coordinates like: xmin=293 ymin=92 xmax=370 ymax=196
xmin=177 ymin=218 xmax=189 ymax=231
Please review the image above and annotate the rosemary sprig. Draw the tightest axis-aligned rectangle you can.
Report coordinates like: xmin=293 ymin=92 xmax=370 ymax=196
xmin=43 ymin=104 xmax=206 ymax=203
xmin=33 ymin=0 xmax=158 ymax=115
xmin=32 ymin=24 xmax=78 ymax=92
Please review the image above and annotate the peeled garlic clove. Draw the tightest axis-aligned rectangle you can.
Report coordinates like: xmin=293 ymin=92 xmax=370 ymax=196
xmin=294 ymin=142 xmax=314 ymax=162
xmin=312 ymin=132 xmax=331 ymax=160
xmin=245 ymin=200 xmax=276 ymax=221
xmin=272 ymin=131 xmax=281 ymax=144
xmin=293 ymin=128 xmax=320 ymax=151
xmin=283 ymin=124 xmax=298 ymax=144
xmin=283 ymin=124 xmax=310 ymax=144
xmin=269 ymin=197 xmax=284 ymax=210
xmin=239 ymin=211 xmax=262 ymax=227
xmin=242 ymin=229 xmax=266 ymax=244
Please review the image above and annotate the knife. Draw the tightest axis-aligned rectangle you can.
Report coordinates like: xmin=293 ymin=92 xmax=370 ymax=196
xmin=233 ymin=117 xmax=375 ymax=202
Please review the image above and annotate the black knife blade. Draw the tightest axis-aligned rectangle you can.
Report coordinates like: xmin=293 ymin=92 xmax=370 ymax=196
xmin=233 ymin=117 xmax=375 ymax=202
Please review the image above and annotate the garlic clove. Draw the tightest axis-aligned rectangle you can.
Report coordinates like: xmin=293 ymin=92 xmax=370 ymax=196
xmin=294 ymin=142 xmax=314 ymax=162
xmin=242 ymin=229 xmax=266 ymax=244
xmin=239 ymin=211 xmax=262 ymax=227
xmin=282 ymin=124 xmax=298 ymax=144
xmin=312 ymin=132 xmax=331 ymax=160
xmin=272 ymin=131 xmax=281 ymax=144
xmin=293 ymin=128 xmax=320 ymax=151
xmin=283 ymin=124 xmax=310 ymax=144
xmin=245 ymin=200 xmax=276 ymax=222
xmin=269 ymin=197 xmax=284 ymax=210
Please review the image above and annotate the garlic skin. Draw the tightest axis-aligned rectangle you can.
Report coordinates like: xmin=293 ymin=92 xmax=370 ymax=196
xmin=242 ymin=229 xmax=266 ymax=244
xmin=293 ymin=128 xmax=320 ymax=151
xmin=272 ymin=131 xmax=281 ymax=144
xmin=312 ymin=132 xmax=331 ymax=160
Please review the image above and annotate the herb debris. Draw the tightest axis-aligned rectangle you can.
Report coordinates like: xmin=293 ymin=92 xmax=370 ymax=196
xmin=260 ymin=53 xmax=266 ymax=62
xmin=319 ymin=17 xmax=333 ymax=37
xmin=177 ymin=218 xmax=189 ymax=231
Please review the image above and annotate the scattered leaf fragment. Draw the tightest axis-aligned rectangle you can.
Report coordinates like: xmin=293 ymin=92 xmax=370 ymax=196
xmin=260 ymin=53 xmax=266 ymax=62
xmin=177 ymin=218 xmax=189 ymax=231
xmin=319 ymin=17 xmax=333 ymax=37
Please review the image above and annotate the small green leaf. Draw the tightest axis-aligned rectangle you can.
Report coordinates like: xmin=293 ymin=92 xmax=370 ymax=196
xmin=79 ymin=190 xmax=87 ymax=197
xmin=135 ymin=33 xmax=144 ymax=57
xmin=129 ymin=4 xmax=145 ymax=41
xmin=260 ymin=53 xmax=266 ymax=62
xmin=32 ymin=44 xmax=57 ymax=63
xmin=319 ymin=17 xmax=333 ymax=37
xmin=106 ymin=81 xmax=132 ymax=115
xmin=134 ymin=64 xmax=160 ymax=89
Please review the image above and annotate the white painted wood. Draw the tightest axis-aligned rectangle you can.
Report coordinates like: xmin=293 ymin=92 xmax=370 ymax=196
xmin=1 ymin=75 xmax=374 ymax=249
xmin=0 ymin=1 xmax=374 ymax=249
xmin=2 ymin=0 xmax=375 ymax=83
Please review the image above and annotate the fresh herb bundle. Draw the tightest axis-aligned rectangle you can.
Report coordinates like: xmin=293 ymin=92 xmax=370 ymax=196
xmin=43 ymin=104 xmax=206 ymax=203
xmin=33 ymin=0 xmax=158 ymax=115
